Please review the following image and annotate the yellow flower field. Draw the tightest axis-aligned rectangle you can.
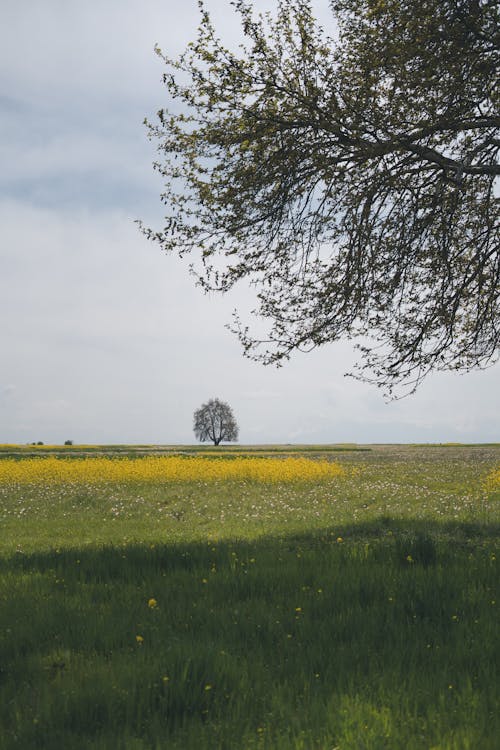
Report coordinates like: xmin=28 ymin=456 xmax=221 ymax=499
xmin=485 ymin=466 xmax=500 ymax=491
xmin=0 ymin=455 xmax=345 ymax=484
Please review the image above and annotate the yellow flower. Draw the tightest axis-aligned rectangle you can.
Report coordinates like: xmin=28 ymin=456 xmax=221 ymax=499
xmin=484 ymin=467 xmax=500 ymax=491
xmin=148 ymin=598 xmax=158 ymax=609
xmin=0 ymin=454 xmax=345 ymax=485
xmin=336 ymin=536 xmax=343 ymax=543
xmin=136 ymin=635 xmax=144 ymax=644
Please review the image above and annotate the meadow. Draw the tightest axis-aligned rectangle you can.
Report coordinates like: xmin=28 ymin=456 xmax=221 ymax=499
xmin=0 ymin=444 xmax=498 ymax=749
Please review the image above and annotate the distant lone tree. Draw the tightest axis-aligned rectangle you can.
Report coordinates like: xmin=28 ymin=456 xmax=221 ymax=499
xmin=193 ymin=398 xmax=239 ymax=445
xmin=143 ymin=0 xmax=499 ymax=396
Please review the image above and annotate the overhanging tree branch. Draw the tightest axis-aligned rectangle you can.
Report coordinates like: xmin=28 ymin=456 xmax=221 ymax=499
xmin=141 ymin=0 xmax=499 ymax=395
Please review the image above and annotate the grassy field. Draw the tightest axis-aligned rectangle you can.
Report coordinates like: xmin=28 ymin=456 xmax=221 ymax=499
xmin=0 ymin=444 xmax=498 ymax=749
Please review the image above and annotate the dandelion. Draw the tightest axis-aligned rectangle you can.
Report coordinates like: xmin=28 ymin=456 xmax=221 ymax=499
xmin=136 ymin=635 xmax=144 ymax=644
xmin=148 ymin=598 xmax=158 ymax=609
xmin=336 ymin=536 xmax=343 ymax=543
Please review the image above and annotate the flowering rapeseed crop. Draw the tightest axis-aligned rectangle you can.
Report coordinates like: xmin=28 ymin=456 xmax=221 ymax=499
xmin=0 ymin=455 xmax=345 ymax=484
xmin=485 ymin=467 xmax=500 ymax=492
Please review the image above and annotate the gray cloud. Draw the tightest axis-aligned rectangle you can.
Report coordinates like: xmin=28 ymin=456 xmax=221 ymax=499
xmin=0 ymin=1 xmax=498 ymax=444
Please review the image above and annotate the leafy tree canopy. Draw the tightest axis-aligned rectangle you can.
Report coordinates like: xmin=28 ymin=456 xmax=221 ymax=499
xmin=143 ymin=0 xmax=499 ymax=395
xmin=193 ymin=398 xmax=239 ymax=445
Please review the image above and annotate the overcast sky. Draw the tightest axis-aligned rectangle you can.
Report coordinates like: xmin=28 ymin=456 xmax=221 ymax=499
xmin=0 ymin=0 xmax=498 ymax=445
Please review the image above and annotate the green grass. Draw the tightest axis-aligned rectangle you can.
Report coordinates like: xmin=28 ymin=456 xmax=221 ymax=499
xmin=0 ymin=443 xmax=371 ymax=461
xmin=0 ymin=445 xmax=498 ymax=749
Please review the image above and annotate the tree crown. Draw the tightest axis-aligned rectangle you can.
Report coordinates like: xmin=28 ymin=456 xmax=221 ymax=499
xmin=143 ymin=0 xmax=499 ymax=395
xmin=193 ymin=398 xmax=239 ymax=445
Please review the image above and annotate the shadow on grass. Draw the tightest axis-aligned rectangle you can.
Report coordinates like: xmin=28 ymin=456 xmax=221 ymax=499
xmin=2 ymin=516 xmax=498 ymax=581
xmin=0 ymin=518 xmax=499 ymax=749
